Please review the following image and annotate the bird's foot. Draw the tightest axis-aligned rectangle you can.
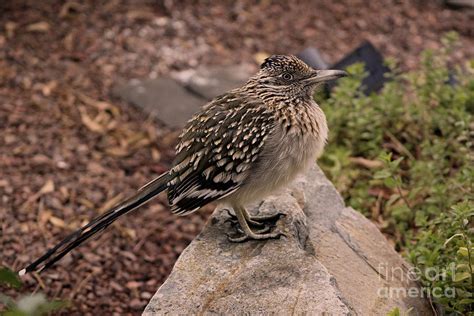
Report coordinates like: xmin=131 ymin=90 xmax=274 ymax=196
xmin=223 ymin=209 xmax=266 ymax=228
xmin=227 ymin=229 xmax=285 ymax=243
xmin=235 ymin=225 xmax=271 ymax=235
xmin=248 ymin=212 xmax=286 ymax=223
xmin=222 ymin=208 xmax=239 ymax=224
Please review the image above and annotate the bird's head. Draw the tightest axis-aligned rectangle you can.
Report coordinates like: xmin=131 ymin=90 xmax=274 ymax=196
xmin=251 ymin=55 xmax=347 ymax=101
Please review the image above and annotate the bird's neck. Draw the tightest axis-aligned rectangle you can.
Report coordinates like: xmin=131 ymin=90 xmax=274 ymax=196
xmin=241 ymin=80 xmax=313 ymax=107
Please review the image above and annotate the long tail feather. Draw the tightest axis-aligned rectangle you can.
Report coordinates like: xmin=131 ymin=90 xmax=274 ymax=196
xmin=19 ymin=172 xmax=170 ymax=275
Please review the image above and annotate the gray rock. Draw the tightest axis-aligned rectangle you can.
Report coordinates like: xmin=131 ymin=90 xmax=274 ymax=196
xmin=184 ymin=64 xmax=254 ymax=100
xmin=112 ymin=78 xmax=205 ymax=128
xmin=297 ymin=47 xmax=329 ymax=70
xmin=144 ymin=165 xmax=432 ymax=315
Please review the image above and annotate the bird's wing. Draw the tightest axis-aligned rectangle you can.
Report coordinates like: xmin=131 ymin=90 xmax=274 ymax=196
xmin=167 ymin=92 xmax=274 ymax=215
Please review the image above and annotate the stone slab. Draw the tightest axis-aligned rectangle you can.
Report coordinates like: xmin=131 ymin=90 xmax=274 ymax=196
xmin=112 ymin=78 xmax=206 ymax=128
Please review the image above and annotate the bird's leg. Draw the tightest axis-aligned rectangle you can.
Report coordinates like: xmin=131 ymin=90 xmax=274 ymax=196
xmin=241 ymin=208 xmax=267 ymax=227
xmin=224 ymin=208 xmax=265 ymax=228
xmin=235 ymin=225 xmax=270 ymax=235
xmin=228 ymin=206 xmax=283 ymax=243
xmin=248 ymin=212 xmax=285 ymax=222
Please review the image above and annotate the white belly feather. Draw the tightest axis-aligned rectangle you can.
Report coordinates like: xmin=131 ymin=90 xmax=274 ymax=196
xmin=226 ymin=103 xmax=327 ymax=206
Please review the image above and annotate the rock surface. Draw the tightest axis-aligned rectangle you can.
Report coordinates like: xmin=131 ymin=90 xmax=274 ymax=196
xmin=112 ymin=78 xmax=205 ymax=128
xmin=183 ymin=64 xmax=254 ymax=100
xmin=143 ymin=166 xmax=432 ymax=315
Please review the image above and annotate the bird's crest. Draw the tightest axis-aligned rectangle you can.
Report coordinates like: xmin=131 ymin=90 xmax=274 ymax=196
xmin=260 ymin=55 xmax=309 ymax=73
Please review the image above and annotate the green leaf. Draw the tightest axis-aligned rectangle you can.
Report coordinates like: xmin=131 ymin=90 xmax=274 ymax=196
xmin=374 ymin=170 xmax=391 ymax=179
xmin=386 ymin=307 xmax=400 ymax=316
xmin=0 ymin=267 xmax=22 ymax=288
xmin=457 ymin=247 xmax=469 ymax=257
xmin=0 ymin=293 xmax=15 ymax=307
xmin=455 ymin=263 xmax=471 ymax=272
xmin=391 ymin=157 xmax=404 ymax=168
xmin=2 ymin=310 xmax=28 ymax=316
xmin=36 ymin=300 xmax=68 ymax=314
xmin=453 ymin=272 xmax=471 ymax=282
xmin=384 ymin=177 xmax=398 ymax=188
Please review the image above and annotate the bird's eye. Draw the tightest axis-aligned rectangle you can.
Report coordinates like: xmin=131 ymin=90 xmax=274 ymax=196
xmin=281 ymin=72 xmax=293 ymax=81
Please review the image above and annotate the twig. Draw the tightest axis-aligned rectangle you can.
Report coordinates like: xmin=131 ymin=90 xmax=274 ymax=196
xmin=32 ymin=272 xmax=46 ymax=291
xmin=349 ymin=157 xmax=383 ymax=169
xmin=68 ymin=271 xmax=94 ymax=300
xmin=386 ymin=130 xmax=415 ymax=160
xmin=396 ymin=181 xmax=413 ymax=211
xmin=428 ymin=294 xmax=439 ymax=316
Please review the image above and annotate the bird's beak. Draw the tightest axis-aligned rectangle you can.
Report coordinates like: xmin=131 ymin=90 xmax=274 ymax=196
xmin=304 ymin=69 xmax=348 ymax=84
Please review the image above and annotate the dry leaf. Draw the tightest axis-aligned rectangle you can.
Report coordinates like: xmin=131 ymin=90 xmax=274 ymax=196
xmin=59 ymin=186 xmax=69 ymax=198
xmin=39 ymin=179 xmax=55 ymax=194
xmin=26 ymin=21 xmax=50 ymax=32
xmin=368 ymin=187 xmax=392 ymax=200
xmin=86 ymin=161 xmax=107 ymax=175
xmin=49 ymin=216 xmax=66 ymax=228
xmin=118 ymin=226 xmax=137 ymax=239
xmin=41 ymin=80 xmax=58 ymax=96
xmin=21 ymin=181 xmax=54 ymax=209
xmin=32 ymin=154 xmax=51 ymax=164
xmin=98 ymin=193 xmax=124 ymax=213
xmin=151 ymin=148 xmax=161 ymax=161
xmin=254 ymin=52 xmax=270 ymax=64
xmin=79 ymin=106 xmax=105 ymax=133
xmin=126 ymin=10 xmax=155 ymax=21
xmin=76 ymin=92 xmax=117 ymax=113
xmin=125 ymin=281 xmax=141 ymax=289
xmin=349 ymin=157 xmax=383 ymax=169
xmin=63 ymin=32 xmax=74 ymax=51
xmin=78 ymin=198 xmax=94 ymax=209
xmin=125 ymin=132 xmax=151 ymax=149
xmin=38 ymin=210 xmax=52 ymax=225
xmin=60 ymin=1 xmax=82 ymax=18
xmin=105 ymin=146 xmax=130 ymax=157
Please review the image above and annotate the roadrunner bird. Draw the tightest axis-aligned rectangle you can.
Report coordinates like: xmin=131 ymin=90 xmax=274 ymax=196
xmin=20 ymin=55 xmax=347 ymax=275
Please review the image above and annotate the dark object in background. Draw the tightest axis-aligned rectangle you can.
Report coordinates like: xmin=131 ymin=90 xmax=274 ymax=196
xmin=296 ymin=47 xmax=329 ymax=70
xmin=329 ymin=41 xmax=389 ymax=95
xmin=298 ymin=41 xmax=389 ymax=95
xmin=444 ymin=0 xmax=474 ymax=9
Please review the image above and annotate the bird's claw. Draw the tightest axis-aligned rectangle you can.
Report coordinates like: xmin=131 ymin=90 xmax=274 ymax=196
xmin=235 ymin=225 xmax=271 ymax=235
xmin=227 ymin=230 xmax=285 ymax=243
xmin=249 ymin=212 xmax=286 ymax=223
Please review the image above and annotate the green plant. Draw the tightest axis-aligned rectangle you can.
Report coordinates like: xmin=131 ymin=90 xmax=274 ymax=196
xmin=409 ymin=201 xmax=473 ymax=314
xmin=386 ymin=306 xmax=414 ymax=316
xmin=319 ymin=32 xmax=473 ymax=314
xmin=0 ymin=267 xmax=66 ymax=316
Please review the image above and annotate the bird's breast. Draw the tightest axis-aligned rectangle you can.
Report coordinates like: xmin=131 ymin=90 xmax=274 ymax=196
xmin=231 ymin=102 xmax=327 ymax=204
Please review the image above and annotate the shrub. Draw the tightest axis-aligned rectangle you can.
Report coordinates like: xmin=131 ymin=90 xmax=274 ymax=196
xmin=319 ymin=32 xmax=473 ymax=314
xmin=0 ymin=267 xmax=66 ymax=316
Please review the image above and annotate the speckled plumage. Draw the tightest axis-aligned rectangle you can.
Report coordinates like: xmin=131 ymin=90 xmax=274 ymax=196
xmin=168 ymin=93 xmax=274 ymax=215
xmin=21 ymin=55 xmax=347 ymax=274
